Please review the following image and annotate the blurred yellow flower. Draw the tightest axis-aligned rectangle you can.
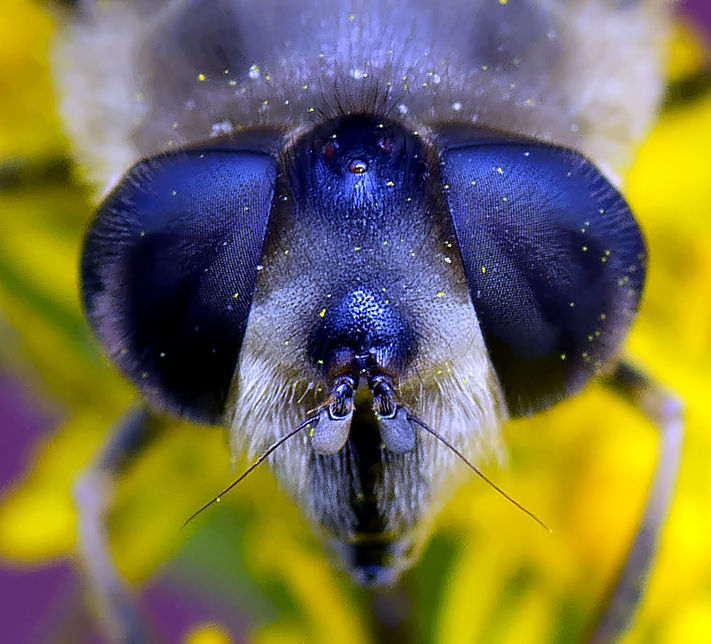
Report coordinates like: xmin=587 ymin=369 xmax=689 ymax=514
xmin=184 ymin=623 xmax=232 ymax=644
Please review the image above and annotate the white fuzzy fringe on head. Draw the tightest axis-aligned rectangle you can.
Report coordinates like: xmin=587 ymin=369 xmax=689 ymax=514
xmin=54 ymin=0 xmax=673 ymax=196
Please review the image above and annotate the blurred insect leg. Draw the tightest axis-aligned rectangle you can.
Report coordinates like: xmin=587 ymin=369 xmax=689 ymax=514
xmin=587 ymin=361 xmax=684 ymax=644
xmin=0 ymin=155 xmax=74 ymax=192
xmin=662 ymin=66 xmax=711 ymax=113
xmin=73 ymin=407 xmax=167 ymax=644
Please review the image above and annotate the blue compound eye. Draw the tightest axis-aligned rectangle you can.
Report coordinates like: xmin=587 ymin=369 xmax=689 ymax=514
xmin=81 ymin=147 xmax=276 ymax=423
xmin=440 ymin=137 xmax=646 ymax=416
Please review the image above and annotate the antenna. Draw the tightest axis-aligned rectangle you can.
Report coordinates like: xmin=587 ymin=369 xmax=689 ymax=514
xmin=407 ymin=413 xmax=551 ymax=532
xmin=184 ymin=414 xmax=318 ymax=526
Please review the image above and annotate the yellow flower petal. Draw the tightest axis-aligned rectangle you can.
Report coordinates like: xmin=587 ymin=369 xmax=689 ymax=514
xmin=0 ymin=487 xmax=74 ymax=560
xmin=184 ymin=622 xmax=232 ymax=644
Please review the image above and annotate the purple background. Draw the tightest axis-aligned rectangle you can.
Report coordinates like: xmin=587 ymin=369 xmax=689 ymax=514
xmin=1 ymin=2 xmax=709 ymax=642
xmin=686 ymin=0 xmax=711 ymax=34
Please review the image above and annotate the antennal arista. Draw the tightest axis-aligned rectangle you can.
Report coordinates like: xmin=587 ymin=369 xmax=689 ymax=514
xmin=407 ymin=413 xmax=551 ymax=533
xmin=184 ymin=414 xmax=318 ymax=526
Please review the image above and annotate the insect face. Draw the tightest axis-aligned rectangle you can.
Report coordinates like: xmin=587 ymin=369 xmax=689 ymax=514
xmin=82 ymin=109 xmax=644 ymax=584
xmin=52 ymin=3 xmax=683 ymax=640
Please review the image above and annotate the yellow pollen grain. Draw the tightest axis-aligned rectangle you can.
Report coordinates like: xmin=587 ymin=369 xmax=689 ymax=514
xmin=480 ymin=266 xmax=487 ymax=273
xmin=436 ymin=291 xmax=445 ymax=298
xmin=197 ymin=73 xmax=206 ymax=82
xmin=319 ymin=308 xmax=327 ymax=318
xmin=233 ymin=292 xmax=239 ymax=298
xmin=496 ymin=167 xmax=503 ymax=174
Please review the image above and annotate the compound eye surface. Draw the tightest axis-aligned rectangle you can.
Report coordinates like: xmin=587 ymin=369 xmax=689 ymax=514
xmin=440 ymin=140 xmax=646 ymax=416
xmin=81 ymin=148 xmax=276 ymax=423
